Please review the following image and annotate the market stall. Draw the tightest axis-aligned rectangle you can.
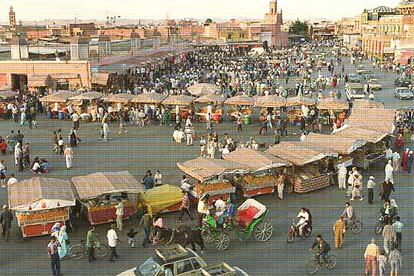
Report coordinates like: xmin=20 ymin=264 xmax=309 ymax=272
xmin=177 ymin=157 xmax=247 ymax=202
xmin=316 ymin=98 xmax=349 ymax=126
xmin=71 ymin=171 xmax=144 ymax=225
xmin=266 ymin=142 xmax=338 ymax=193
xmin=187 ymin=83 xmax=219 ymax=96
xmin=137 ymin=184 xmax=183 ymax=215
xmin=0 ymin=90 xmax=17 ymax=118
xmin=194 ymin=94 xmax=225 ymax=122
xmin=162 ymin=95 xmax=196 ymax=121
xmin=224 ymin=95 xmax=256 ymax=124
xmin=285 ymin=96 xmax=317 ymax=124
xmin=333 ymin=126 xmax=389 ymax=169
xmin=39 ymin=90 xmax=81 ymax=119
xmin=352 ymin=100 xmax=385 ymax=109
xmin=346 ymin=108 xmax=396 ymax=134
xmin=223 ymin=148 xmax=291 ymax=197
xmin=8 ymin=177 xmax=76 ymax=238
xmin=131 ymin=93 xmax=167 ymax=105
xmin=68 ymin=91 xmax=104 ymax=120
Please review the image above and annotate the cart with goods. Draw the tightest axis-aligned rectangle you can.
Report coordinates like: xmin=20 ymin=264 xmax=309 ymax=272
xmin=201 ymin=199 xmax=273 ymax=251
xmin=177 ymin=157 xmax=246 ymax=203
xmin=235 ymin=174 xmax=277 ymax=198
xmin=8 ymin=177 xmax=76 ymax=238
xmin=193 ymin=180 xmax=235 ymax=203
xmin=266 ymin=142 xmax=338 ymax=194
xmin=223 ymin=148 xmax=291 ymax=198
xmin=71 ymin=171 xmax=144 ymax=225
xmin=137 ymin=184 xmax=183 ymax=215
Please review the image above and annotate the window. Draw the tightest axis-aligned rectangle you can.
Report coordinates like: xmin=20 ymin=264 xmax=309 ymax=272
xmin=176 ymin=259 xmax=194 ymax=274
xmin=191 ymin=259 xmax=202 ymax=270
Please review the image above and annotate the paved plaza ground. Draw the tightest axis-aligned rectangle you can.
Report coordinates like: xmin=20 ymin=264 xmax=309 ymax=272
xmin=0 ymin=59 xmax=413 ymax=275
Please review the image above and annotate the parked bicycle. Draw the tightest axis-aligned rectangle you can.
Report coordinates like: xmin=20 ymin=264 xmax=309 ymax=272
xmin=68 ymin=240 xmax=109 ymax=260
xmin=305 ymin=254 xmax=337 ymax=275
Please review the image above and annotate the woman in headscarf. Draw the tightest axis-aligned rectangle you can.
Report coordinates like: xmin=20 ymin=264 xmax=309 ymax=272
xmin=51 ymin=222 xmax=61 ymax=238
xmin=401 ymin=148 xmax=409 ymax=173
xmin=58 ymin=225 xmax=69 ymax=259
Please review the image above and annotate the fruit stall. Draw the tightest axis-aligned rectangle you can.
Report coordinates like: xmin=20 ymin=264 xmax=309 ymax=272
xmin=333 ymin=126 xmax=389 ymax=169
xmin=8 ymin=177 xmax=76 ymax=238
xmin=177 ymin=157 xmax=247 ymax=203
xmin=39 ymin=90 xmax=81 ymax=119
xmin=266 ymin=142 xmax=338 ymax=193
xmin=224 ymin=95 xmax=256 ymax=124
xmin=223 ymin=148 xmax=292 ymax=197
xmin=161 ymin=95 xmax=196 ymax=121
xmin=137 ymin=184 xmax=183 ymax=215
xmin=71 ymin=171 xmax=144 ymax=225
xmin=316 ymin=98 xmax=349 ymax=126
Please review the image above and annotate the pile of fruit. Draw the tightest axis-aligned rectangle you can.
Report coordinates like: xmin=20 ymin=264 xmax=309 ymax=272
xmin=194 ymin=181 xmax=234 ymax=197
xmin=242 ymin=175 xmax=277 ymax=188
xmin=18 ymin=208 xmax=68 ymax=224
xmin=88 ymin=201 xmax=132 ymax=212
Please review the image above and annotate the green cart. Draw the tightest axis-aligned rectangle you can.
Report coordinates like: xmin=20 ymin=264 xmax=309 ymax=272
xmin=201 ymin=199 xmax=273 ymax=251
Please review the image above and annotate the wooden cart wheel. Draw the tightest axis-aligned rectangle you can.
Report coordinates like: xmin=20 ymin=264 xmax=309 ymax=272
xmin=214 ymin=232 xmax=230 ymax=251
xmin=201 ymin=229 xmax=215 ymax=244
xmin=254 ymin=220 xmax=273 ymax=241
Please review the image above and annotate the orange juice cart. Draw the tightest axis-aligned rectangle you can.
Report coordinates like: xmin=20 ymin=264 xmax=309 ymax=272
xmin=8 ymin=177 xmax=76 ymax=238
xmin=71 ymin=171 xmax=144 ymax=225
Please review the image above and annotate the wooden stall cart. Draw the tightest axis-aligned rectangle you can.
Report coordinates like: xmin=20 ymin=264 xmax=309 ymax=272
xmin=266 ymin=142 xmax=338 ymax=193
xmin=177 ymin=157 xmax=246 ymax=203
xmin=8 ymin=177 xmax=76 ymax=238
xmin=223 ymin=148 xmax=291 ymax=197
xmin=71 ymin=171 xmax=144 ymax=225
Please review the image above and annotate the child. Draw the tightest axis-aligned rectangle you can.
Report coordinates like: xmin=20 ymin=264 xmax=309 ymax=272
xmin=378 ymin=249 xmax=387 ymax=276
xmin=127 ymin=228 xmax=139 ymax=248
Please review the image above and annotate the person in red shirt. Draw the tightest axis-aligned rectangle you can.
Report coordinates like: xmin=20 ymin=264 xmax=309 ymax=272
xmin=394 ymin=134 xmax=404 ymax=151
xmin=178 ymin=191 xmax=193 ymax=223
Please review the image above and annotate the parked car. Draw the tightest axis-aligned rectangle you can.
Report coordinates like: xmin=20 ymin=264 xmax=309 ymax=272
xmin=347 ymin=74 xmax=362 ymax=83
xmin=394 ymin=77 xmax=412 ymax=87
xmin=346 ymin=83 xmax=365 ymax=100
xmin=367 ymin=79 xmax=382 ymax=90
xmin=394 ymin=87 xmax=414 ymax=100
xmin=356 ymin=65 xmax=371 ymax=75
xmin=118 ymin=245 xmax=249 ymax=276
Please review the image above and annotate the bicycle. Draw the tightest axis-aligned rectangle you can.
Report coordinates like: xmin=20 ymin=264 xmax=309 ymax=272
xmin=346 ymin=218 xmax=363 ymax=234
xmin=305 ymin=254 xmax=337 ymax=275
xmin=68 ymin=240 xmax=109 ymax=260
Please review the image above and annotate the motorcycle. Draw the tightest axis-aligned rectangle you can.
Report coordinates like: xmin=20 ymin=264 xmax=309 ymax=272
xmin=287 ymin=218 xmax=312 ymax=243
xmin=375 ymin=215 xmax=391 ymax=235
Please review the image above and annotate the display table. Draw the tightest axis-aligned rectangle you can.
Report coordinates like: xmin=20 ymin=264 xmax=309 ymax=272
xmin=191 ymin=181 xmax=235 ymax=203
xmin=17 ymin=208 xmax=69 ymax=238
xmin=353 ymin=153 xmax=385 ymax=170
xmin=86 ymin=201 xmax=136 ymax=225
xmin=292 ymin=173 xmax=332 ymax=194
xmin=237 ymin=175 xmax=277 ymax=197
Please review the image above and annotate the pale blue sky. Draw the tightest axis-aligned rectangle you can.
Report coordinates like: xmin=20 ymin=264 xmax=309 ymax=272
xmin=1 ymin=0 xmax=401 ymax=21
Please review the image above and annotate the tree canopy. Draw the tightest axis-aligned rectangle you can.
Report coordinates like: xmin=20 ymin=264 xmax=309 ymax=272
xmin=289 ymin=20 xmax=309 ymax=35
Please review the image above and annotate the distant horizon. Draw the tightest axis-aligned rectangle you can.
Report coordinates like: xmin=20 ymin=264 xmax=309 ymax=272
xmin=0 ymin=0 xmax=401 ymax=22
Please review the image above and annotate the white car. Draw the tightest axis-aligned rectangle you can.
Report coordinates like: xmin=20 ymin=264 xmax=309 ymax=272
xmin=367 ymin=79 xmax=382 ymax=90
xmin=346 ymin=83 xmax=365 ymax=100
xmin=394 ymin=87 xmax=414 ymax=100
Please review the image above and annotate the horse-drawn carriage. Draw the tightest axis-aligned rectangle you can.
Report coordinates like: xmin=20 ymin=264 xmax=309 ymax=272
xmin=201 ymin=199 xmax=273 ymax=251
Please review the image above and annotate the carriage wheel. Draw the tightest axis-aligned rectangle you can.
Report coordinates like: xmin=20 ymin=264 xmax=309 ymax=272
xmin=201 ymin=229 xmax=215 ymax=244
xmin=214 ymin=232 xmax=230 ymax=251
xmin=254 ymin=220 xmax=273 ymax=241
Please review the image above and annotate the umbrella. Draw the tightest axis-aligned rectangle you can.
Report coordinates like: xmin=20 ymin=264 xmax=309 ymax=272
xmin=162 ymin=95 xmax=196 ymax=106
xmin=194 ymin=94 xmax=226 ymax=104
xmin=224 ymin=95 xmax=256 ymax=106
xmin=188 ymin=83 xmax=219 ymax=96
xmin=131 ymin=93 xmax=167 ymax=104
xmin=255 ymin=95 xmax=287 ymax=108
xmin=102 ymin=93 xmax=136 ymax=104
xmin=285 ymin=97 xmax=316 ymax=107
